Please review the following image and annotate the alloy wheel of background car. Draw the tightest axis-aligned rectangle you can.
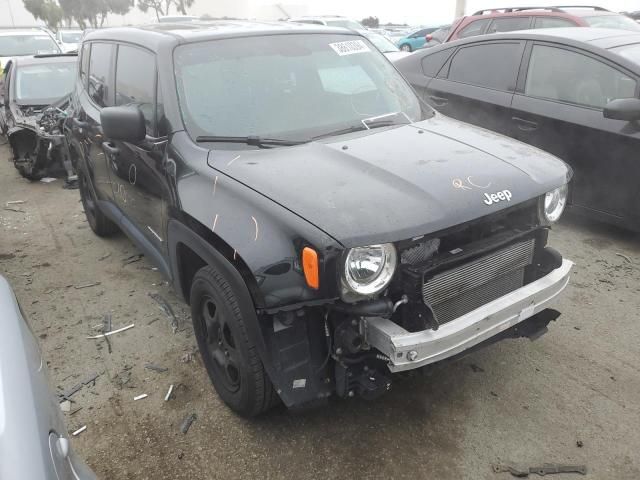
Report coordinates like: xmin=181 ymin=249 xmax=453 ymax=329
xmin=400 ymin=44 xmax=412 ymax=52
xmin=190 ymin=265 xmax=279 ymax=417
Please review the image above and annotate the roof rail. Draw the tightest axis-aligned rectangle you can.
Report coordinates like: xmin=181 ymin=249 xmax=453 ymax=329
xmin=472 ymin=5 xmax=609 ymax=15
xmin=472 ymin=7 xmax=563 ymax=15
xmin=551 ymin=5 xmax=609 ymax=11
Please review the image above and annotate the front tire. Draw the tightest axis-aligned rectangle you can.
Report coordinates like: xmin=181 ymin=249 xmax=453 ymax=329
xmin=190 ymin=265 xmax=279 ymax=417
xmin=78 ymin=169 xmax=119 ymax=237
xmin=400 ymin=43 xmax=412 ymax=52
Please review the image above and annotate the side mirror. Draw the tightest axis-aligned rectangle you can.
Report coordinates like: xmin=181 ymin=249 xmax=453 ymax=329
xmin=101 ymin=106 xmax=146 ymax=143
xmin=425 ymin=34 xmax=433 ymax=42
xmin=603 ymin=98 xmax=640 ymax=122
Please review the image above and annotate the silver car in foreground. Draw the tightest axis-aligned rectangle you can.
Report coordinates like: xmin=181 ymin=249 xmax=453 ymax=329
xmin=0 ymin=275 xmax=96 ymax=480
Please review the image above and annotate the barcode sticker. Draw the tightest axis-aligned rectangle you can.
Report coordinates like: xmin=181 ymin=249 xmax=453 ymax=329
xmin=329 ymin=40 xmax=370 ymax=56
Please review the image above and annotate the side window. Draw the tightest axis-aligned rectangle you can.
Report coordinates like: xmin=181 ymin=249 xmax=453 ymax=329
xmin=534 ymin=17 xmax=576 ymax=28
xmin=411 ymin=29 xmax=428 ymax=38
xmin=88 ymin=43 xmax=114 ymax=107
xmin=458 ymin=19 xmax=490 ymax=39
xmin=448 ymin=42 xmax=523 ymax=91
xmin=115 ymin=44 xmax=156 ymax=135
xmin=79 ymin=42 xmax=90 ymax=89
xmin=421 ymin=48 xmax=454 ymax=77
xmin=525 ymin=44 xmax=637 ymax=109
xmin=487 ymin=17 xmax=531 ymax=34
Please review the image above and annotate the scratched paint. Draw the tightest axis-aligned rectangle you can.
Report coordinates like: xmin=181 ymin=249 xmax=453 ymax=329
xmin=227 ymin=155 xmax=240 ymax=167
xmin=212 ymin=175 xmax=218 ymax=197
xmin=212 ymin=213 xmax=219 ymax=232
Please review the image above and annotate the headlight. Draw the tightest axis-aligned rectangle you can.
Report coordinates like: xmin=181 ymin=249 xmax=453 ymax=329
xmin=542 ymin=184 xmax=568 ymax=223
xmin=343 ymin=243 xmax=397 ymax=296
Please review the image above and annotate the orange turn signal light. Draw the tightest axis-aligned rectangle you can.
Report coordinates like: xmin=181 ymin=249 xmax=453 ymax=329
xmin=302 ymin=247 xmax=320 ymax=290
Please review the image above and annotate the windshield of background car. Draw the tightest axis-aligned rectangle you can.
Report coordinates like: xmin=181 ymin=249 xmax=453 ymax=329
xmin=0 ymin=34 xmax=60 ymax=56
xmin=612 ymin=42 xmax=640 ymax=63
xmin=15 ymin=61 xmax=76 ymax=104
xmin=61 ymin=32 xmax=82 ymax=43
xmin=174 ymin=34 xmax=427 ymax=142
xmin=583 ymin=14 xmax=640 ymax=30
xmin=365 ymin=33 xmax=399 ymax=52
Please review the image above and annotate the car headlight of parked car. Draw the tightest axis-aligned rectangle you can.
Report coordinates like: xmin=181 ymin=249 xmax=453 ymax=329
xmin=540 ymin=184 xmax=569 ymax=224
xmin=342 ymin=243 xmax=397 ymax=298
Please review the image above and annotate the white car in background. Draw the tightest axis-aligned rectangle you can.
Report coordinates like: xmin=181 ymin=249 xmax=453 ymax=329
xmin=55 ymin=29 xmax=83 ymax=52
xmin=288 ymin=15 xmax=365 ymax=30
xmin=0 ymin=28 xmax=61 ymax=69
xmin=361 ymin=30 xmax=411 ymax=61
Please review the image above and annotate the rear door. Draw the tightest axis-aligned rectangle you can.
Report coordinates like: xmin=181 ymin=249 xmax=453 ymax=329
xmin=510 ymin=42 xmax=640 ymax=223
xmin=81 ymin=42 xmax=117 ymax=202
xmin=425 ymin=41 xmax=525 ymax=136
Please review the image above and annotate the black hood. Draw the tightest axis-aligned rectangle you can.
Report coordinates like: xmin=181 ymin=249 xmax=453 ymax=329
xmin=207 ymin=115 xmax=571 ymax=247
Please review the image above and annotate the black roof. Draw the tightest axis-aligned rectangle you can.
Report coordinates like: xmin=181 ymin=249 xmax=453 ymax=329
xmin=83 ymin=21 xmax=358 ymax=51
xmin=497 ymin=27 xmax=640 ymax=49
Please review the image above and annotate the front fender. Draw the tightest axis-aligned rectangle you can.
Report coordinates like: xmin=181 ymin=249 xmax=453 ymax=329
xmin=175 ymin=155 xmax=343 ymax=309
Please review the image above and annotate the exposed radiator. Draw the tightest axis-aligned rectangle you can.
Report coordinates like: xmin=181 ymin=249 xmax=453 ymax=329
xmin=422 ymin=238 xmax=535 ymax=326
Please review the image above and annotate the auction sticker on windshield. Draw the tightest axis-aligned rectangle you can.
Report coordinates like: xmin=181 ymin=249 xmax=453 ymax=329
xmin=329 ymin=40 xmax=371 ymax=56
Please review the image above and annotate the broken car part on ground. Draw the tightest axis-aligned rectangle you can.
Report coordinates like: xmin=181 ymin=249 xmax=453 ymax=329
xmin=68 ymin=23 xmax=572 ymax=416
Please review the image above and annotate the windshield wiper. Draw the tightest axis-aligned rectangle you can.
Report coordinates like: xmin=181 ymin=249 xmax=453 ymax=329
xmin=312 ymin=119 xmax=402 ymax=141
xmin=195 ymin=135 xmax=307 ymax=148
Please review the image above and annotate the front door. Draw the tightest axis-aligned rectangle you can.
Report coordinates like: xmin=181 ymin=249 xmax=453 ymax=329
xmin=107 ymin=43 xmax=169 ymax=253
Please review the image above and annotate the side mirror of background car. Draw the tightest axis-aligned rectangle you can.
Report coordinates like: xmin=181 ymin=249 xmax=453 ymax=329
xmin=100 ymin=106 xmax=146 ymax=143
xmin=603 ymin=98 xmax=640 ymax=122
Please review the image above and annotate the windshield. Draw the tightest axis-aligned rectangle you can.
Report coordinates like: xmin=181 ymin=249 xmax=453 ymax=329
xmin=60 ymin=32 xmax=82 ymax=43
xmin=174 ymin=34 xmax=427 ymax=143
xmin=364 ymin=33 xmax=399 ymax=52
xmin=584 ymin=14 xmax=640 ymax=31
xmin=15 ymin=62 xmax=76 ymax=104
xmin=326 ymin=20 xmax=365 ymax=30
xmin=0 ymin=34 xmax=60 ymax=57
xmin=612 ymin=42 xmax=640 ymax=64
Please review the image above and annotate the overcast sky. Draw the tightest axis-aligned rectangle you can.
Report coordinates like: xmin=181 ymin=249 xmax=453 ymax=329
xmin=3 ymin=0 xmax=640 ymax=27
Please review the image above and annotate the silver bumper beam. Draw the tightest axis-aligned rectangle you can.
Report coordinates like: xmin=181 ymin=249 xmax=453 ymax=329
xmin=364 ymin=259 xmax=573 ymax=372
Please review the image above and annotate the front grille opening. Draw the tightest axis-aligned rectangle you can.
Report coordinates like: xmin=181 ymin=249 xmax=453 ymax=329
xmin=422 ymin=238 xmax=535 ymax=326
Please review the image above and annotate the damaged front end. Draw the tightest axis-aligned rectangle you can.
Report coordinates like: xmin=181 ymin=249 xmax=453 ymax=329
xmin=7 ymin=95 xmax=76 ymax=184
xmin=260 ymin=200 xmax=572 ymax=408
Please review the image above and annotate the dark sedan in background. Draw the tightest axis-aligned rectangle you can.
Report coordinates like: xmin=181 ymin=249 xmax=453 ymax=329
xmin=395 ymin=28 xmax=640 ymax=231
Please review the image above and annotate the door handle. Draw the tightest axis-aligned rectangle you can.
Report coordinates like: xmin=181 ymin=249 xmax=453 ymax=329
xmin=512 ymin=116 xmax=538 ymax=132
xmin=102 ymin=141 xmax=119 ymax=156
xmin=429 ymin=95 xmax=449 ymax=107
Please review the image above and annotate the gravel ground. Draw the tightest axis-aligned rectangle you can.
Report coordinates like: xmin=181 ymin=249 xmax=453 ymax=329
xmin=1 ymin=142 xmax=639 ymax=480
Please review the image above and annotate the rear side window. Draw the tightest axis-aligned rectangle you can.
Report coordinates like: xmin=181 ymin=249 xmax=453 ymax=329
xmin=79 ymin=42 xmax=90 ymax=88
xmin=448 ymin=43 xmax=523 ymax=91
xmin=88 ymin=43 xmax=114 ymax=107
xmin=525 ymin=44 xmax=637 ymax=109
xmin=533 ymin=17 xmax=576 ymax=28
xmin=458 ymin=19 xmax=490 ymax=39
xmin=422 ymin=48 xmax=454 ymax=77
xmin=115 ymin=44 xmax=156 ymax=135
xmin=487 ymin=17 xmax=531 ymax=34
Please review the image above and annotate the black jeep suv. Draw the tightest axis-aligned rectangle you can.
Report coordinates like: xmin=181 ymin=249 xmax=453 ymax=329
xmin=68 ymin=22 xmax=573 ymax=416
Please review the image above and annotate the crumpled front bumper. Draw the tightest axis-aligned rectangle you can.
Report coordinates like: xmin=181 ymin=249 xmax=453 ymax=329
xmin=364 ymin=258 xmax=573 ymax=372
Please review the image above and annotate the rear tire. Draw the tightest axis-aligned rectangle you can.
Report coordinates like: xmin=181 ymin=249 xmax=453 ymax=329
xmin=190 ymin=265 xmax=279 ymax=417
xmin=78 ymin=169 xmax=119 ymax=237
xmin=400 ymin=44 xmax=412 ymax=52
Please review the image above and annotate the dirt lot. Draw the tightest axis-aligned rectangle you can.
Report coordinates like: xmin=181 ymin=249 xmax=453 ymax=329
xmin=1 ymin=141 xmax=640 ymax=480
